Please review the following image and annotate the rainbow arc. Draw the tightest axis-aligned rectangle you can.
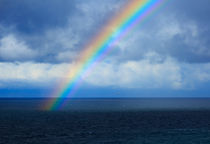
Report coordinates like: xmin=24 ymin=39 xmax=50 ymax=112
xmin=44 ymin=0 xmax=167 ymax=110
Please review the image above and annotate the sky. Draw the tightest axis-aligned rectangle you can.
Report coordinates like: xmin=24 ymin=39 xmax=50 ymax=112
xmin=0 ymin=0 xmax=210 ymax=98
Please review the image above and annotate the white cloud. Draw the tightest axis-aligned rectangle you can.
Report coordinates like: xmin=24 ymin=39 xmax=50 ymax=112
xmin=0 ymin=52 xmax=210 ymax=89
xmin=84 ymin=52 xmax=210 ymax=89
xmin=0 ymin=35 xmax=36 ymax=61
xmin=0 ymin=62 xmax=69 ymax=87
xmin=85 ymin=53 xmax=183 ymax=89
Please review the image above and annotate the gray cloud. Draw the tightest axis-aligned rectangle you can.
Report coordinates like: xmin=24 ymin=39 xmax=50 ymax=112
xmin=0 ymin=0 xmax=126 ymax=63
xmin=108 ymin=12 xmax=210 ymax=63
xmin=0 ymin=0 xmax=210 ymax=90
xmin=0 ymin=0 xmax=209 ymax=64
xmin=0 ymin=34 xmax=36 ymax=61
xmin=0 ymin=0 xmax=76 ymax=34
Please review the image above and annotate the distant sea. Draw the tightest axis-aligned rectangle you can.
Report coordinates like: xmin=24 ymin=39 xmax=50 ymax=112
xmin=1 ymin=98 xmax=210 ymax=111
xmin=0 ymin=98 xmax=210 ymax=144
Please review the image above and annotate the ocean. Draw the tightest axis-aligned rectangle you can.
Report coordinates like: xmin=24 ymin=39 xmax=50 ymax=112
xmin=0 ymin=98 xmax=210 ymax=144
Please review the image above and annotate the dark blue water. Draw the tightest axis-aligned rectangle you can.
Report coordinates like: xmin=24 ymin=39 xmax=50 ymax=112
xmin=1 ymin=98 xmax=210 ymax=111
xmin=0 ymin=98 xmax=210 ymax=143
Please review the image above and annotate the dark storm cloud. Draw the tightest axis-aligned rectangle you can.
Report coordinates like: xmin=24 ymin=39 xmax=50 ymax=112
xmin=159 ymin=0 xmax=210 ymax=63
xmin=0 ymin=0 xmax=210 ymax=64
xmin=0 ymin=0 xmax=75 ymax=34
xmin=166 ymin=0 xmax=210 ymax=26
xmin=0 ymin=0 xmax=126 ymax=63
xmin=108 ymin=0 xmax=210 ymax=64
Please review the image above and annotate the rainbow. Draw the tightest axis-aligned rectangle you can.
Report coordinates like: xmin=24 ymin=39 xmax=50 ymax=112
xmin=44 ymin=0 xmax=167 ymax=110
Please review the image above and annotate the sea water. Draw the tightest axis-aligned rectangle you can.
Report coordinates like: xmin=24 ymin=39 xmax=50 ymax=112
xmin=0 ymin=98 xmax=210 ymax=144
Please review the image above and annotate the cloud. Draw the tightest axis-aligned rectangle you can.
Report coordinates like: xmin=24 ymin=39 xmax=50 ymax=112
xmin=110 ymin=13 xmax=210 ymax=63
xmin=0 ymin=34 xmax=36 ymax=61
xmin=0 ymin=1 xmax=126 ymax=63
xmin=0 ymin=62 xmax=69 ymax=88
xmin=0 ymin=0 xmax=210 ymax=64
xmin=85 ymin=52 xmax=210 ymax=89
xmin=85 ymin=53 xmax=181 ymax=89
xmin=166 ymin=0 xmax=210 ymax=26
xmin=0 ymin=0 xmax=210 ymax=92
xmin=0 ymin=0 xmax=75 ymax=34
xmin=1 ymin=52 xmax=209 ymax=90
xmin=56 ymin=51 xmax=78 ymax=62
